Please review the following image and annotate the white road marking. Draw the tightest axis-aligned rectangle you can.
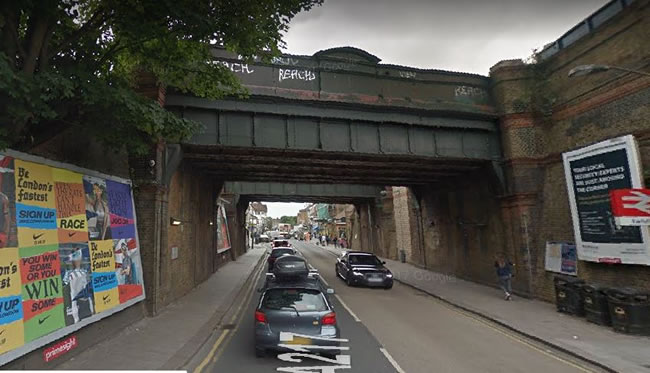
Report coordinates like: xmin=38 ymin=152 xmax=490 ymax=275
xmin=280 ymin=331 xmax=349 ymax=343
xmin=334 ymin=294 xmax=361 ymax=322
xmin=380 ymin=347 xmax=406 ymax=373
xmin=320 ymin=275 xmax=330 ymax=287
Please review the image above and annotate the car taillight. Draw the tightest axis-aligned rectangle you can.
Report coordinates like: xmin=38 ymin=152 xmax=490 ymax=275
xmin=255 ymin=310 xmax=267 ymax=323
xmin=322 ymin=312 xmax=336 ymax=325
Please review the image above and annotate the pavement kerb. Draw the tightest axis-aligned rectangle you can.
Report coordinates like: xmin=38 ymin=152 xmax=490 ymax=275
xmin=392 ymin=277 xmax=617 ymax=373
xmin=312 ymin=244 xmax=615 ymax=371
xmin=163 ymin=249 xmax=268 ymax=370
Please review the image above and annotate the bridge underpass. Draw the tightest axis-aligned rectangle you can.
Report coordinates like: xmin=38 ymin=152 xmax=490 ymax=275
xmin=218 ymin=181 xmax=388 ymax=260
xmin=166 ymin=46 xmax=507 ymax=273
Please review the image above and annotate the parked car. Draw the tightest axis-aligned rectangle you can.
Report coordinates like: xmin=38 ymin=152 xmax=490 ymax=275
xmin=335 ymin=251 xmax=393 ymax=289
xmin=255 ymin=257 xmax=338 ymax=358
xmin=259 ymin=234 xmax=270 ymax=243
xmin=267 ymin=247 xmax=297 ymax=270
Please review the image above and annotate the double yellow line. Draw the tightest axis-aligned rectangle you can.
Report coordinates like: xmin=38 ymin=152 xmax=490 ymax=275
xmin=428 ymin=296 xmax=598 ymax=373
xmin=194 ymin=259 xmax=266 ymax=373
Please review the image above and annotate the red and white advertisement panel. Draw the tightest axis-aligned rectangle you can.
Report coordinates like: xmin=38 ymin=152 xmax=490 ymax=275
xmin=563 ymin=135 xmax=650 ymax=265
xmin=610 ymin=188 xmax=650 ymax=226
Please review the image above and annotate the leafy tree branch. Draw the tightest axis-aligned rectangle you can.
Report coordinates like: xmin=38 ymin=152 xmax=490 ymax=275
xmin=0 ymin=0 xmax=322 ymax=153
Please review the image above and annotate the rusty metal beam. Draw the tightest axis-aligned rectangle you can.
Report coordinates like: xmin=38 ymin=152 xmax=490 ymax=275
xmin=192 ymin=161 xmax=458 ymax=179
xmin=183 ymin=152 xmax=482 ymax=172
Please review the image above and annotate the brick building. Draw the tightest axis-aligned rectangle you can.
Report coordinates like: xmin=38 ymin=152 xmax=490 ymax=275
xmin=391 ymin=0 xmax=650 ymax=300
xmin=297 ymin=208 xmax=310 ymax=226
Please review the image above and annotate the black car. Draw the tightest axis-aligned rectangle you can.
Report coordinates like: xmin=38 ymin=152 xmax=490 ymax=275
xmin=267 ymin=247 xmax=297 ymax=270
xmin=335 ymin=251 xmax=393 ymax=289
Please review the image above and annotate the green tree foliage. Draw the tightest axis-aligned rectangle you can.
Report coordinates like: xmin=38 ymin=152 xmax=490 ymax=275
xmin=0 ymin=0 xmax=321 ymax=153
xmin=279 ymin=215 xmax=297 ymax=226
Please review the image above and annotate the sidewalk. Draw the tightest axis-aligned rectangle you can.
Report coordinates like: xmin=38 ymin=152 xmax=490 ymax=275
xmin=57 ymin=247 xmax=266 ymax=370
xmin=317 ymin=244 xmax=650 ymax=373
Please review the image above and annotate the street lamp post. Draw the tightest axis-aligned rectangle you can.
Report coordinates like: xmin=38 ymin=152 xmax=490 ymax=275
xmin=568 ymin=64 xmax=650 ymax=78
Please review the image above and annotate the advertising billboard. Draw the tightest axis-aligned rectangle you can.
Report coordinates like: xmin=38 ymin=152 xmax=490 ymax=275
xmin=544 ymin=242 xmax=578 ymax=276
xmin=562 ymin=135 xmax=650 ymax=265
xmin=216 ymin=204 xmax=231 ymax=254
xmin=0 ymin=150 xmax=145 ymax=365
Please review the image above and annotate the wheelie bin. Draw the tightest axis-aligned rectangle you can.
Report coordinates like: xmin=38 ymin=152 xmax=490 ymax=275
xmin=582 ymin=284 xmax=611 ymax=326
xmin=606 ymin=287 xmax=650 ymax=335
xmin=554 ymin=276 xmax=585 ymax=316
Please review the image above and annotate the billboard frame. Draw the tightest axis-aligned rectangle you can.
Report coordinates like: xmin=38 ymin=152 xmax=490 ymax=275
xmin=562 ymin=135 xmax=650 ymax=265
xmin=0 ymin=149 xmax=146 ymax=366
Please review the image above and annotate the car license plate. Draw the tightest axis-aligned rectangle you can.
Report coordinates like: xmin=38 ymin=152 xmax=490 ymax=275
xmin=286 ymin=336 xmax=312 ymax=345
xmin=368 ymin=276 xmax=382 ymax=282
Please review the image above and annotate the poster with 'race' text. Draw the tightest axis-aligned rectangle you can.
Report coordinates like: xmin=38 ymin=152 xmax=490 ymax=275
xmin=0 ymin=150 xmax=145 ymax=366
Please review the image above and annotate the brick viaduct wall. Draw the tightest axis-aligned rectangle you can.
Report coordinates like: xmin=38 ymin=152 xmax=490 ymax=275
xmin=390 ymin=1 xmax=650 ymax=301
xmin=391 ymin=169 xmax=508 ymax=291
xmin=161 ymin=163 xmax=220 ymax=307
xmin=491 ymin=0 xmax=650 ymax=301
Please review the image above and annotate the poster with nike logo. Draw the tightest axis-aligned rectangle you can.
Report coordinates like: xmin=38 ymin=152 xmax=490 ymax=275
xmin=14 ymin=160 xmax=58 ymax=249
xmin=0 ymin=248 xmax=24 ymax=354
xmin=0 ymin=150 xmax=145 ymax=365
xmin=19 ymin=244 xmax=65 ymax=342
xmin=90 ymin=240 xmax=119 ymax=313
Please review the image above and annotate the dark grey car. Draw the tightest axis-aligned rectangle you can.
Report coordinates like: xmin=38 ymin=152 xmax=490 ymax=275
xmin=267 ymin=247 xmax=297 ymax=271
xmin=254 ymin=270 xmax=339 ymax=357
xmin=335 ymin=251 xmax=393 ymax=289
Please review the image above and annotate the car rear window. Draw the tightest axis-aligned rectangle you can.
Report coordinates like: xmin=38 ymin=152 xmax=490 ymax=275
xmin=270 ymin=248 xmax=294 ymax=258
xmin=274 ymin=240 xmax=289 ymax=246
xmin=262 ymin=289 xmax=327 ymax=312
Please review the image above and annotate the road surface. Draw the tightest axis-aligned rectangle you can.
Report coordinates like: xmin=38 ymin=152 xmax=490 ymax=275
xmin=190 ymin=240 xmax=604 ymax=373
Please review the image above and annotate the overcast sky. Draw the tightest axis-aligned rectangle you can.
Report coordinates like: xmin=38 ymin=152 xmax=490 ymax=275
xmin=283 ymin=0 xmax=608 ymax=75
xmin=265 ymin=202 xmax=309 ymax=218
xmin=264 ymin=0 xmax=608 ymax=217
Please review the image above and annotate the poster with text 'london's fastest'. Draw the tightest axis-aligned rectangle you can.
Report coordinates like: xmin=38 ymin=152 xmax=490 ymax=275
xmin=0 ymin=150 xmax=145 ymax=365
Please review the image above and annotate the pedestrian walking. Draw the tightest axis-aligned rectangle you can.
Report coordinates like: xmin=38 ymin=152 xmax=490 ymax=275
xmin=494 ymin=255 xmax=514 ymax=300
xmin=326 ymin=235 xmax=331 ymax=246
xmin=333 ymin=237 xmax=339 ymax=248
